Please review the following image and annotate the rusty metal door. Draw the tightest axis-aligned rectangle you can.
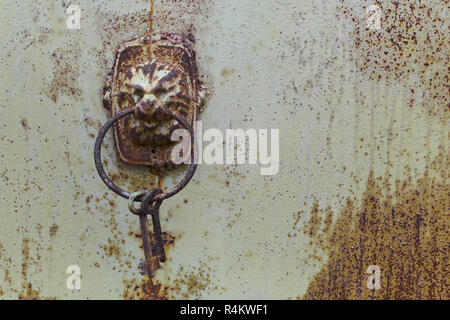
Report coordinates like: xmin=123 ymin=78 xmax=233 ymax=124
xmin=0 ymin=0 xmax=448 ymax=300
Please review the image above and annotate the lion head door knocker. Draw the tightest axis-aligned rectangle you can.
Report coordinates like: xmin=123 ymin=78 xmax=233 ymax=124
xmin=95 ymin=33 xmax=207 ymax=278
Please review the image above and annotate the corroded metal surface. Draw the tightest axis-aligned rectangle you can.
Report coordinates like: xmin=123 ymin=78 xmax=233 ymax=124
xmin=0 ymin=0 xmax=448 ymax=300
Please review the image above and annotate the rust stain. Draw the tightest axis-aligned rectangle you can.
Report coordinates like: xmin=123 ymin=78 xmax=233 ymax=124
xmin=0 ymin=243 xmax=4 ymax=296
xmin=49 ymin=223 xmax=58 ymax=237
xmin=123 ymin=259 xmax=223 ymax=300
xmin=108 ymin=168 xmax=161 ymax=193
xmin=1 ymin=227 xmax=58 ymax=299
xmin=123 ymin=278 xmax=169 ymax=300
xmin=302 ymin=154 xmax=449 ymax=299
xmin=101 ymin=238 xmax=122 ymax=261
xmin=338 ymin=0 xmax=448 ymax=116
xmin=20 ymin=118 xmax=31 ymax=130
xmin=120 ymin=230 xmax=223 ymax=300
xmin=18 ymin=283 xmax=41 ymax=300
xmin=300 ymin=0 xmax=450 ymax=300
xmin=94 ymin=0 xmax=214 ymax=77
xmin=45 ymin=48 xmax=82 ymax=103
xmin=149 ymin=0 xmax=154 ymax=35
xmin=18 ymin=237 xmax=57 ymax=300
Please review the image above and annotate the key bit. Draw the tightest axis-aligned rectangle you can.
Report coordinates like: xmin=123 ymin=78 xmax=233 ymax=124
xmin=149 ymin=200 xmax=166 ymax=263
xmin=138 ymin=214 xmax=157 ymax=277
xmin=137 ymin=214 xmax=165 ymax=276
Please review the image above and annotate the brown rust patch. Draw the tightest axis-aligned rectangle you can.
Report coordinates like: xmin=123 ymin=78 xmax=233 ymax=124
xmin=46 ymin=47 xmax=82 ymax=103
xmin=19 ymin=238 xmax=41 ymax=300
xmin=123 ymin=278 xmax=170 ymax=300
xmin=17 ymin=237 xmax=56 ymax=300
xmin=148 ymin=0 xmax=154 ymax=35
xmin=122 ymin=233 xmax=225 ymax=300
xmin=303 ymin=154 xmax=449 ymax=299
xmin=49 ymin=223 xmax=58 ymax=237
xmin=20 ymin=118 xmax=31 ymax=130
xmin=123 ymin=260 xmax=221 ymax=300
xmin=101 ymin=238 xmax=122 ymax=260
xmin=338 ymin=0 xmax=449 ymax=116
xmin=18 ymin=283 xmax=41 ymax=300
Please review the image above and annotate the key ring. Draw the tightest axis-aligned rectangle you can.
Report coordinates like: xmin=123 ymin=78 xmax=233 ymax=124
xmin=94 ymin=108 xmax=197 ymax=202
xmin=128 ymin=188 xmax=163 ymax=216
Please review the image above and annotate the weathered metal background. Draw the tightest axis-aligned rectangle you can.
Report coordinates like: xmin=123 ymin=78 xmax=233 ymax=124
xmin=0 ymin=0 xmax=448 ymax=299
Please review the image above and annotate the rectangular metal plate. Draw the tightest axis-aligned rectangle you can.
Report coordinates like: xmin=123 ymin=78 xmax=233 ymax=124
xmin=109 ymin=34 xmax=200 ymax=168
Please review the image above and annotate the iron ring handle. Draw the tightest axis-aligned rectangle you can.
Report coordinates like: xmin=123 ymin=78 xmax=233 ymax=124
xmin=94 ymin=108 xmax=197 ymax=202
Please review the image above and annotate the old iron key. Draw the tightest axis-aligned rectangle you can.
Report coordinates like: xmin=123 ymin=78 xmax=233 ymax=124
xmin=129 ymin=188 xmax=167 ymax=277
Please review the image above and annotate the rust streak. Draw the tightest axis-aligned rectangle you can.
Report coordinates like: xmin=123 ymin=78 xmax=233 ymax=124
xmin=302 ymin=154 xmax=449 ymax=300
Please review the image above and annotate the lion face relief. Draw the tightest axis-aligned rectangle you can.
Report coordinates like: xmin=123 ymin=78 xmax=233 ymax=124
xmin=118 ymin=60 xmax=193 ymax=147
xmin=105 ymin=34 xmax=205 ymax=168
